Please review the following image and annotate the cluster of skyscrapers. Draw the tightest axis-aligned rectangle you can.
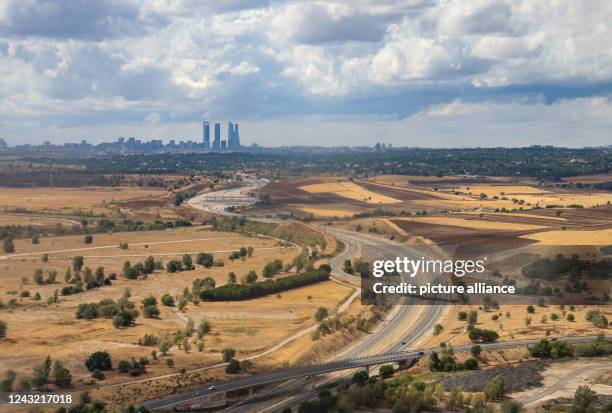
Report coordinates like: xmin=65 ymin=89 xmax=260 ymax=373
xmin=202 ymin=121 xmax=240 ymax=150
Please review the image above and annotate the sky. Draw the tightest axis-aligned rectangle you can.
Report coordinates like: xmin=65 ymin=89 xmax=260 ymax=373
xmin=0 ymin=0 xmax=611 ymax=148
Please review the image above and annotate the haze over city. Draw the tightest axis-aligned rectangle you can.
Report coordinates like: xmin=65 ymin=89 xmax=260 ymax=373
xmin=1 ymin=0 xmax=611 ymax=147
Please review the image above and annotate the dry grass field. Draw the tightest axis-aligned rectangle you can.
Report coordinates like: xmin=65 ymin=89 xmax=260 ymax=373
xmin=0 ymin=186 xmax=169 ymax=215
xmin=394 ymin=216 xmax=546 ymax=231
xmin=299 ymin=181 xmax=402 ymax=204
xmin=521 ymin=228 xmax=612 ymax=245
xmin=422 ymin=303 xmax=611 ymax=349
xmin=0 ymin=226 xmax=355 ymax=394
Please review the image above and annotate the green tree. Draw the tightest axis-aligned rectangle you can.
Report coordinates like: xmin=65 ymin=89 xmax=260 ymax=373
xmin=0 ymin=370 xmax=16 ymax=392
xmin=52 ymin=360 xmax=72 ymax=387
xmin=314 ymin=307 xmax=329 ymax=322
xmin=225 ymin=359 xmax=241 ymax=374
xmin=379 ymin=364 xmax=394 ymax=378
xmin=0 ymin=320 xmax=6 ymax=338
xmin=484 ymin=375 xmax=505 ymax=400
xmin=471 ymin=344 xmax=482 ymax=357
xmin=32 ymin=356 xmax=52 ymax=389
xmin=72 ymin=256 xmax=84 ymax=272
xmin=222 ymin=347 xmax=236 ymax=362
xmin=3 ymin=238 xmax=15 ymax=253
xmin=85 ymin=351 xmax=112 ymax=371
xmin=572 ymin=385 xmax=597 ymax=413
xmin=143 ymin=305 xmax=160 ymax=318
xmin=161 ymin=293 xmax=175 ymax=307
xmin=182 ymin=254 xmax=193 ymax=270
xmin=501 ymin=400 xmax=524 ymax=413
xmin=227 ymin=272 xmax=237 ymax=284
xmin=197 ymin=320 xmax=211 ymax=338
xmin=159 ymin=340 xmax=170 ymax=356
xmin=467 ymin=310 xmax=478 ymax=325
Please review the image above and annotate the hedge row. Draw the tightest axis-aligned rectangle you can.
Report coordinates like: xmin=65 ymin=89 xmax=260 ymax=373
xmin=200 ymin=268 xmax=330 ymax=301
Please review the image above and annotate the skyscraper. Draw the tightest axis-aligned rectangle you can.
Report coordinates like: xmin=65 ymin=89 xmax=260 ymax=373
xmin=202 ymin=121 xmax=210 ymax=149
xmin=233 ymin=123 xmax=240 ymax=148
xmin=213 ymin=122 xmax=221 ymax=150
xmin=227 ymin=122 xmax=233 ymax=147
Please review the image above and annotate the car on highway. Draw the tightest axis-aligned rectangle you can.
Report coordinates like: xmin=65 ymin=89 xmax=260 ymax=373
xmin=207 ymin=385 xmax=217 ymax=391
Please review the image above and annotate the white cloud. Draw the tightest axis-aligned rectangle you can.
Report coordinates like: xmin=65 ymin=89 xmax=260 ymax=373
xmin=0 ymin=0 xmax=611 ymax=146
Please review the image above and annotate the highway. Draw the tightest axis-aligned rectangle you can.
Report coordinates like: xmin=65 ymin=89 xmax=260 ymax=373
xmin=143 ymin=228 xmax=449 ymax=411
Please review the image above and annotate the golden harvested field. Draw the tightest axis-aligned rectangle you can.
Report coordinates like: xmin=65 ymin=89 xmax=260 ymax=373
xmin=299 ymin=181 xmax=401 ymax=204
xmin=394 ymin=216 xmax=546 ymax=231
xmin=299 ymin=206 xmax=357 ymax=218
xmin=521 ymin=228 xmax=612 ymax=245
xmin=0 ymin=186 xmax=169 ymax=214
xmin=0 ymin=226 xmax=354 ymax=391
xmin=457 ymin=184 xmax=552 ymax=196
xmin=422 ymin=304 xmax=611 ymax=348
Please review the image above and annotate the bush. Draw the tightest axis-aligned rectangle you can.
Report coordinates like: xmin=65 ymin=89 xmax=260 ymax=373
xmin=91 ymin=369 xmax=105 ymax=380
xmin=501 ymin=400 xmax=523 ymax=413
xmin=142 ymin=305 xmax=160 ymax=318
xmin=484 ymin=375 xmax=505 ymax=400
xmin=117 ymin=360 xmax=130 ymax=373
xmin=468 ymin=328 xmax=499 ymax=343
xmin=85 ymin=352 xmax=112 ymax=371
xmin=471 ymin=345 xmax=482 ymax=357
xmin=457 ymin=311 xmax=467 ymax=321
xmin=567 ymin=313 xmax=575 ymax=322
xmin=379 ymin=364 xmax=394 ymax=378
xmin=526 ymin=305 xmax=535 ymax=313
xmin=84 ymin=235 xmax=93 ymax=244
xmin=161 ymin=293 xmax=175 ymax=307
xmin=221 ymin=348 xmax=236 ymax=362
xmin=0 ymin=320 xmax=6 ymax=338
xmin=314 ymin=307 xmax=329 ymax=322
xmin=262 ymin=259 xmax=283 ymax=278
xmin=464 ymin=358 xmax=478 ymax=370
xmin=528 ymin=339 xmax=573 ymax=359
xmin=225 ymin=359 xmax=241 ymax=374
xmin=200 ymin=269 xmax=330 ymax=301
xmin=196 ymin=253 xmax=214 ymax=268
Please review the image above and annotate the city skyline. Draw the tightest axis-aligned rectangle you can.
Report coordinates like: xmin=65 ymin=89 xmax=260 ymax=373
xmin=0 ymin=1 xmax=611 ymax=148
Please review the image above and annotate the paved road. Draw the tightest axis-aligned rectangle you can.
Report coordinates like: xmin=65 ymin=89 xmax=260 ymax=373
xmin=142 ymin=229 xmax=449 ymax=411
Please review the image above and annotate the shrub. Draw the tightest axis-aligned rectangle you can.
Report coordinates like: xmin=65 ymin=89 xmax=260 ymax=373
xmin=464 ymin=358 xmax=478 ymax=370
xmin=314 ymin=307 xmax=329 ymax=322
xmin=0 ymin=320 xmax=7 ymax=338
xmin=468 ymin=328 xmax=499 ymax=343
xmin=528 ymin=339 xmax=573 ymax=359
xmin=457 ymin=311 xmax=467 ymax=321
xmin=221 ymin=348 xmax=236 ymax=362
xmin=142 ymin=305 xmax=160 ymax=318
xmin=379 ymin=364 xmax=394 ymax=378
xmin=471 ymin=345 xmax=482 ymax=357
xmin=161 ymin=293 xmax=175 ymax=307
xmin=85 ymin=352 xmax=112 ymax=371
xmin=84 ymin=235 xmax=93 ymax=244
xmin=225 ymin=359 xmax=241 ymax=374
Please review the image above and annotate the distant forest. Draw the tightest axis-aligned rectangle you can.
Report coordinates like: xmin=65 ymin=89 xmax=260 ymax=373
xmin=15 ymin=146 xmax=612 ymax=181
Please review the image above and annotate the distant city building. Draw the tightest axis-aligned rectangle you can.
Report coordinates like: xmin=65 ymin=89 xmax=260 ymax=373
xmin=0 ymin=138 xmax=7 ymax=149
xmin=213 ymin=122 xmax=221 ymax=150
xmin=203 ymin=121 xmax=210 ymax=149
xmin=228 ymin=123 xmax=240 ymax=148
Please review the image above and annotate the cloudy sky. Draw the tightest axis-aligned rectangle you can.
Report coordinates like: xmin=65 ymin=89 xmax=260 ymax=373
xmin=1 ymin=0 xmax=611 ymax=147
